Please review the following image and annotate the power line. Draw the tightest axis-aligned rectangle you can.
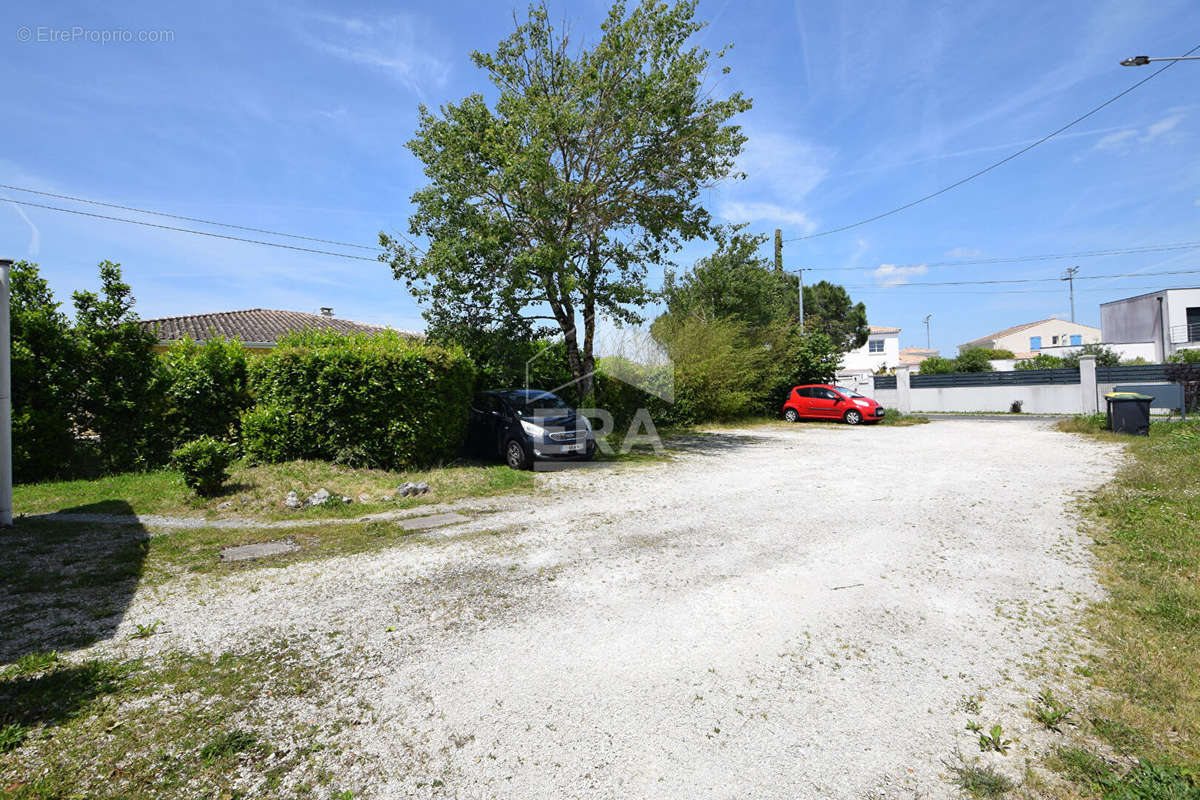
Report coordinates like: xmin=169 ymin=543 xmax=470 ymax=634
xmin=0 ymin=182 xmax=379 ymax=251
xmin=803 ymin=240 xmax=1200 ymax=272
xmin=783 ymin=41 xmax=1200 ymax=242
xmin=1 ymin=196 xmax=380 ymax=262
xmin=842 ymin=267 xmax=1200 ymax=289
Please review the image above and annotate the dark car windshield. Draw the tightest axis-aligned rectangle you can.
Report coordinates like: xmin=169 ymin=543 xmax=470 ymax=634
xmin=835 ymin=387 xmax=866 ymax=398
xmin=504 ymin=391 xmax=571 ymax=417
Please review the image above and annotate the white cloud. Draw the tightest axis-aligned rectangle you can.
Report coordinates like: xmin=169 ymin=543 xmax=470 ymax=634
xmin=1094 ymin=112 xmax=1186 ymax=152
xmin=874 ymin=263 xmax=928 ymax=287
xmin=295 ymin=13 xmax=450 ymax=97
xmin=1094 ymin=129 xmax=1138 ymax=151
xmin=718 ymin=201 xmax=817 ymax=232
xmin=6 ymin=201 xmax=40 ymax=256
xmin=945 ymin=247 xmax=983 ymax=258
xmin=734 ymin=131 xmax=833 ymax=199
xmin=1142 ymin=113 xmax=1183 ymax=142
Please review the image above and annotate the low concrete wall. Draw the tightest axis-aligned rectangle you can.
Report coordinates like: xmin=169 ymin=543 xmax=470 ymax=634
xmin=909 ymin=384 xmax=1083 ymax=414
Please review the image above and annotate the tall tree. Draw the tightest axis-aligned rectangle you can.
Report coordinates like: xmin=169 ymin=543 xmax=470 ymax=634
xmin=802 ymin=280 xmax=870 ymax=350
xmin=383 ymin=0 xmax=752 ymax=399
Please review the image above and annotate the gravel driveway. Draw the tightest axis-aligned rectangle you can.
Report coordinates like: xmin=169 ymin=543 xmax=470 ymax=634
xmin=112 ymin=418 xmax=1122 ymax=798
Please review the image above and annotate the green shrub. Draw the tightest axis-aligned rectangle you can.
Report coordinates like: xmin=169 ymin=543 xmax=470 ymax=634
xmin=1062 ymin=343 xmax=1121 ymax=368
xmin=1016 ymin=353 xmax=1067 ymax=370
xmin=244 ymin=330 xmax=475 ymax=469
xmin=171 ymin=437 xmax=237 ymax=496
xmin=985 ymin=348 xmax=1016 ymax=359
xmin=72 ymin=262 xmax=168 ymax=473
xmin=9 ymin=261 xmax=80 ymax=483
xmin=953 ymin=348 xmax=997 ymax=373
xmin=162 ymin=335 xmax=252 ymax=447
xmin=917 ymin=355 xmax=956 ymax=374
xmin=1169 ymin=349 xmax=1200 ymax=364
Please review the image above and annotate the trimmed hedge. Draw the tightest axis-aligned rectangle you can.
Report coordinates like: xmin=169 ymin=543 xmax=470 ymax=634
xmin=162 ymin=335 xmax=253 ymax=447
xmin=241 ymin=330 xmax=475 ymax=469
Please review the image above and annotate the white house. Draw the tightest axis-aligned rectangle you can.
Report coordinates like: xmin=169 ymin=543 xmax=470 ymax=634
xmin=1100 ymin=288 xmax=1200 ymax=362
xmin=839 ymin=325 xmax=901 ymax=382
xmin=958 ymin=318 xmax=1101 ymax=359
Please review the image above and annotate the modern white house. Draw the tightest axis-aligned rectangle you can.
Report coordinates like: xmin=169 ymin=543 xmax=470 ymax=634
xmin=958 ymin=318 xmax=1101 ymax=359
xmin=837 ymin=326 xmax=902 ymax=391
xmin=1100 ymin=288 xmax=1200 ymax=362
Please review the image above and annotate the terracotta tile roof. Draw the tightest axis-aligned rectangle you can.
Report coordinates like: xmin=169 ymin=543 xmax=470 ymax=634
xmin=899 ymin=347 xmax=939 ymax=363
xmin=140 ymin=308 xmax=410 ymax=345
xmin=868 ymin=325 xmax=901 ymax=334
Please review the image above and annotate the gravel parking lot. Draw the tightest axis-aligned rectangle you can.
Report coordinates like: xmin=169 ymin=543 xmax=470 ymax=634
xmin=111 ymin=417 xmax=1122 ymax=798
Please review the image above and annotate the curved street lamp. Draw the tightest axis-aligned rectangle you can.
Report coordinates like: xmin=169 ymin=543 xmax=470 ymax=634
xmin=1120 ymin=55 xmax=1200 ymax=66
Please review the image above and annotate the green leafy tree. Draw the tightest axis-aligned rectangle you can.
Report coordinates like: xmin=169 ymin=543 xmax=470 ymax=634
xmin=953 ymin=348 xmax=996 ymax=373
xmin=161 ymin=335 xmax=253 ymax=447
xmin=72 ymin=261 xmax=167 ymax=472
xmin=384 ymin=0 xmax=752 ymax=400
xmin=1015 ymin=353 xmax=1065 ymax=370
xmin=661 ymin=229 xmax=794 ymax=328
xmin=917 ymin=356 xmax=956 ymax=374
xmin=425 ymin=316 xmax=573 ymax=397
xmin=1062 ymin=343 xmax=1120 ymax=368
xmin=9 ymin=261 xmax=80 ymax=482
xmin=803 ymin=280 xmax=869 ymax=350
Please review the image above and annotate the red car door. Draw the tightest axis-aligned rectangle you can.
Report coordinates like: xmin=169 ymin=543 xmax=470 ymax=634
xmin=808 ymin=387 xmax=842 ymax=419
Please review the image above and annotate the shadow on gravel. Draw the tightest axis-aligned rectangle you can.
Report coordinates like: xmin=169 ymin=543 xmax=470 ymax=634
xmin=0 ymin=500 xmax=147 ymax=664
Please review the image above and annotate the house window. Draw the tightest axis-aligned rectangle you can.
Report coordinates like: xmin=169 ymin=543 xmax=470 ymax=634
xmin=1052 ymin=336 xmax=1059 ymax=345
xmin=1030 ymin=336 xmax=1042 ymax=350
xmin=868 ymin=340 xmax=884 ymax=353
xmin=1070 ymin=334 xmax=1082 ymax=346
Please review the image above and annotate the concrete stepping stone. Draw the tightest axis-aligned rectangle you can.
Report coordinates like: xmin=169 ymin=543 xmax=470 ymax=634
xmin=220 ymin=540 xmax=300 ymax=562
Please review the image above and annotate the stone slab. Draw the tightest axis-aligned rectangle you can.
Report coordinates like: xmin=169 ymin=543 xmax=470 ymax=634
xmin=220 ymin=540 xmax=300 ymax=562
xmin=399 ymin=512 xmax=470 ymax=531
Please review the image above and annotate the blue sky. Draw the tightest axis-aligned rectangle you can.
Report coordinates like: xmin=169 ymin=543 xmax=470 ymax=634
xmin=2 ymin=0 xmax=1198 ymax=354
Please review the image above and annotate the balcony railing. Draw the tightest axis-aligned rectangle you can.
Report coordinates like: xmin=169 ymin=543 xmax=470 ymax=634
xmin=1170 ymin=322 xmax=1200 ymax=344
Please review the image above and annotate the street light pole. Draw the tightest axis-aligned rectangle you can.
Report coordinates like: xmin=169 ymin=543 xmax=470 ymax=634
xmin=0 ymin=258 xmax=12 ymax=528
xmin=797 ymin=267 xmax=805 ymax=333
xmin=1120 ymin=55 xmax=1200 ymax=66
xmin=923 ymin=314 xmax=933 ymax=350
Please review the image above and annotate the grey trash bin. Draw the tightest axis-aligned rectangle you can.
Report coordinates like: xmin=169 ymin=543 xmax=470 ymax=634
xmin=1104 ymin=392 xmax=1152 ymax=436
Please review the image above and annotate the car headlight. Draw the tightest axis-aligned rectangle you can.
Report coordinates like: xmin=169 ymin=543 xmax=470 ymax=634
xmin=854 ymin=399 xmax=871 ymax=407
xmin=520 ymin=419 xmax=544 ymax=437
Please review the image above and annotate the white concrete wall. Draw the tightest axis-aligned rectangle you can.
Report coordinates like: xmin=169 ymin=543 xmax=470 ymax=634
xmin=871 ymin=387 xmax=898 ymax=407
xmin=908 ymin=384 xmax=1083 ymax=414
xmin=1166 ymin=288 xmax=1200 ymax=345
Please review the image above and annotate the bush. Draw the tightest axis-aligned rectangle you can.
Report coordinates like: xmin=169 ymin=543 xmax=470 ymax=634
xmin=651 ymin=315 xmax=766 ymax=424
xmin=1062 ymin=343 xmax=1120 ymax=368
xmin=161 ymin=336 xmax=253 ymax=447
xmin=9 ymin=261 xmax=80 ymax=483
xmin=1169 ymin=349 xmax=1200 ymax=364
xmin=986 ymin=348 xmax=1016 ymax=359
xmin=953 ymin=348 xmax=996 ymax=373
xmin=917 ymin=356 xmax=956 ymax=374
xmin=72 ymin=262 xmax=168 ymax=473
xmin=1016 ymin=353 xmax=1066 ymax=370
xmin=243 ymin=330 xmax=475 ymax=469
xmin=171 ymin=437 xmax=236 ymax=496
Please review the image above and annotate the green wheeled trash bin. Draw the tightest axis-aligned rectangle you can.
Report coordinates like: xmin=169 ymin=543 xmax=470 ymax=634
xmin=1104 ymin=392 xmax=1152 ymax=436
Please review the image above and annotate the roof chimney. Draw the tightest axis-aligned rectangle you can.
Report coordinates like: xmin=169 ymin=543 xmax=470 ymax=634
xmin=319 ymin=307 xmax=333 ymax=317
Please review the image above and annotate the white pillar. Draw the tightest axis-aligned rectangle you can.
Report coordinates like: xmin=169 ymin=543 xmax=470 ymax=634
xmin=0 ymin=258 xmax=12 ymax=528
xmin=1079 ymin=354 xmax=1098 ymax=415
xmin=896 ymin=366 xmax=912 ymax=414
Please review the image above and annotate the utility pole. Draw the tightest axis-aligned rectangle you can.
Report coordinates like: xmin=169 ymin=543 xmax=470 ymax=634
xmin=924 ymin=314 xmax=933 ymax=350
xmin=774 ymin=229 xmax=782 ymax=272
xmin=1062 ymin=266 xmax=1079 ymax=323
xmin=797 ymin=267 xmax=805 ymax=333
xmin=0 ymin=258 xmax=12 ymax=528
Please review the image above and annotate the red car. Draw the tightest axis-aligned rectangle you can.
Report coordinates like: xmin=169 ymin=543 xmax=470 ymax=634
xmin=782 ymin=384 xmax=886 ymax=425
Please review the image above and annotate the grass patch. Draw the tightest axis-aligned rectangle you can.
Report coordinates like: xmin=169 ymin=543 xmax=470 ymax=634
xmin=1051 ymin=416 xmax=1200 ymax=795
xmin=0 ymin=645 xmax=349 ymax=799
xmin=877 ymin=411 xmax=930 ymax=426
xmin=14 ymin=459 xmax=534 ymax=521
xmin=945 ymin=754 xmax=1015 ymax=798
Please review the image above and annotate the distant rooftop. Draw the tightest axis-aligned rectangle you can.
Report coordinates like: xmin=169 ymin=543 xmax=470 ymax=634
xmin=869 ymin=325 xmax=901 ymax=334
xmin=959 ymin=317 xmax=1099 ymax=348
xmin=140 ymin=308 xmax=416 ymax=345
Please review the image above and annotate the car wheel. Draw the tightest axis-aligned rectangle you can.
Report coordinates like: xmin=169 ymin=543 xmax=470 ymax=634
xmin=843 ymin=409 xmax=863 ymax=425
xmin=505 ymin=438 xmax=532 ymax=470
xmin=784 ymin=408 xmax=800 ymax=423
